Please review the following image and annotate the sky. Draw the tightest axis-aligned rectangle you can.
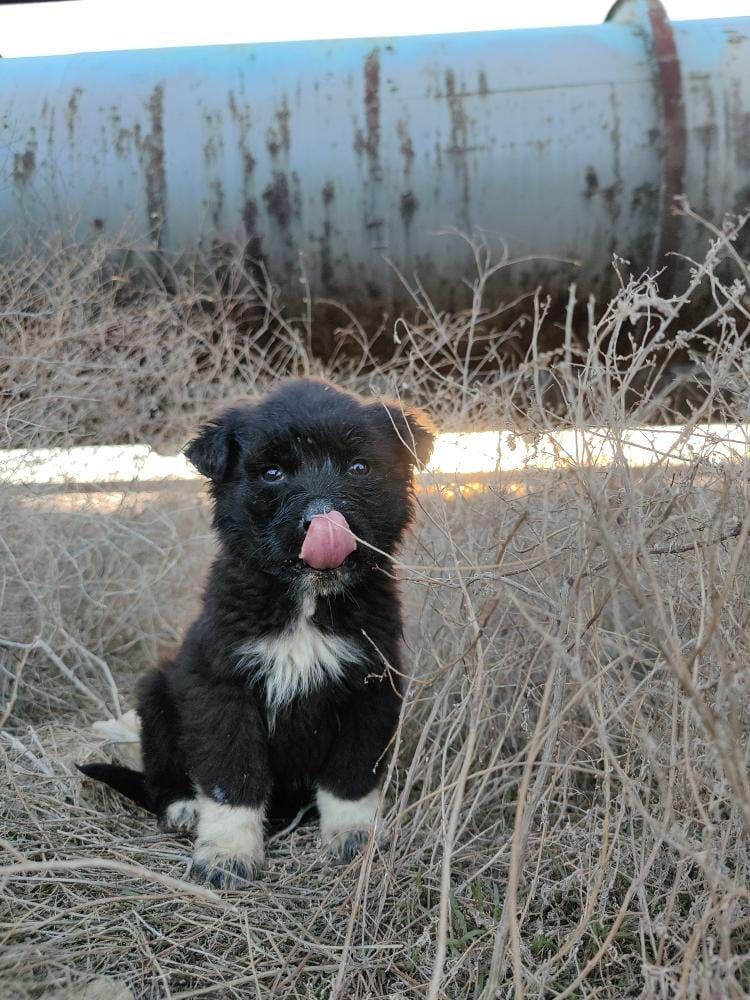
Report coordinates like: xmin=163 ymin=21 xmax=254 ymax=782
xmin=0 ymin=0 xmax=746 ymax=58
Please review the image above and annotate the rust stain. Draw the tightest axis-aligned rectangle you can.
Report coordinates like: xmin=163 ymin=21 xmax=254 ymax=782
xmin=354 ymin=48 xmax=384 ymax=243
xmin=277 ymin=100 xmax=291 ymax=153
xmin=109 ymin=106 xmax=130 ymax=155
xmin=364 ymin=49 xmax=380 ymax=160
xmin=12 ymin=146 xmax=35 ymax=185
xmin=202 ymin=109 xmax=224 ymax=166
xmin=203 ymin=135 xmax=222 ymax=165
xmin=229 ymin=92 xmax=257 ymax=227
xmin=584 ymin=165 xmax=599 ymax=197
xmin=263 ymin=171 xmax=291 ymax=228
xmin=320 ymin=181 xmax=336 ymax=292
xmin=267 ymin=130 xmax=281 ymax=157
xmin=228 ymin=91 xmax=252 ymax=130
xmin=396 ymin=120 xmax=415 ymax=174
xmin=290 ymin=170 xmax=302 ymax=220
xmin=114 ymin=128 xmax=132 ymax=158
xmin=209 ymin=178 xmax=224 ymax=229
xmin=444 ymin=68 xmax=470 ymax=155
xmin=723 ymin=27 xmax=748 ymax=46
xmin=242 ymin=198 xmax=265 ymax=270
xmin=648 ymin=1 xmax=687 ymax=269
xmin=267 ymin=98 xmax=291 ymax=158
xmin=66 ymin=87 xmax=83 ymax=141
xmin=136 ymin=84 xmax=168 ymax=249
xmin=445 ymin=69 xmax=466 ymax=146
xmin=400 ymin=190 xmax=419 ymax=226
xmin=354 ymin=48 xmax=380 ymax=163
xmin=444 ymin=68 xmax=471 ymax=228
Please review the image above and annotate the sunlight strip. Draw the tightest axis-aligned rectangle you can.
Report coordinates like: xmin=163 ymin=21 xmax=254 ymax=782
xmin=1 ymin=424 xmax=749 ymax=486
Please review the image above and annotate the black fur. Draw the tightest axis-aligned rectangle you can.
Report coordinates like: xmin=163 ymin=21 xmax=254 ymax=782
xmin=79 ymin=378 xmax=434 ymax=882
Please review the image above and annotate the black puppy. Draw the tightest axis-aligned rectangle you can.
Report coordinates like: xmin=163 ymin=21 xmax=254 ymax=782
xmin=79 ymin=378 xmax=434 ymax=888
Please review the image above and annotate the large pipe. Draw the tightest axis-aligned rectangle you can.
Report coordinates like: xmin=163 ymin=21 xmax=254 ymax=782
xmin=0 ymin=0 xmax=748 ymax=313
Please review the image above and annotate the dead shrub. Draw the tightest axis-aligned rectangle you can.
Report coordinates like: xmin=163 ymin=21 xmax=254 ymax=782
xmin=3 ymin=211 xmax=750 ymax=998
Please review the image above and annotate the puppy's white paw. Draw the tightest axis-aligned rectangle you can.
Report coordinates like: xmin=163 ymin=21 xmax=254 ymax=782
xmin=161 ymin=798 xmax=200 ymax=833
xmin=191 ymin=798 xmax=265 ymax=890
xmin=325 ymin=828 xmax=372 ymax=863
xmin=317 ymin=787 xmax=379 ymax=863
xmin=192 ymin=843 xmax=263 ymax=889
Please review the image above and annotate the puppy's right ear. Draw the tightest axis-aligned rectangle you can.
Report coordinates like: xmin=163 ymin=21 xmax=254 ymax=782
xmin=184 ymin=414 xmax=237 ymax=482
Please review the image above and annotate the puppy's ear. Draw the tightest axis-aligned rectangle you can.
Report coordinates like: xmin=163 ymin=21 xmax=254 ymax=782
xmin=379 ymin=402 xmax=436 ymax=469
xmin=184 ymin=413 xmax=238 ymax=482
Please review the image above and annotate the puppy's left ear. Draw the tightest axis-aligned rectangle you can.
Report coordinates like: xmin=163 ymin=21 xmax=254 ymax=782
xmin=379 ymin=402 xmax=436 ymax=469
xmin=184 ymin=412 xmax=238 ymax=482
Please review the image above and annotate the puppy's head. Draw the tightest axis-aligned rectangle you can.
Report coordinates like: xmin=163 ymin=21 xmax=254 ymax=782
xmin=185 ymin=378 xmax=434 ymax=594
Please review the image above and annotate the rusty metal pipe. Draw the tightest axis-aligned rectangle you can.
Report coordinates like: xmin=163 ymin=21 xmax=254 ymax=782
xmin=0 ymin=0 xmax=748 ymax=312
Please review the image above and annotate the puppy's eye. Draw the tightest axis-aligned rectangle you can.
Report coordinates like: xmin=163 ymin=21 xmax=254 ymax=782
xmin=348 ymin=459 xmax=370 ymax=477
xmin=260 ymin=466 xmax=285 ymax=483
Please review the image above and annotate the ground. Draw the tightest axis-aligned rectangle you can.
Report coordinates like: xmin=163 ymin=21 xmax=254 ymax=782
xmin=3 ymin=226 xmax=750 ymax=998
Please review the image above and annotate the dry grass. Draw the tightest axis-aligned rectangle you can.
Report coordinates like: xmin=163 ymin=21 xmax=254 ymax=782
xmin=3 ymin=211 xmax=750 ymax=998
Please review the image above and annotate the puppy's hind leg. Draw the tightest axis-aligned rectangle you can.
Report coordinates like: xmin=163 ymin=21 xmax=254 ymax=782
xmin=138 ymin=668 xmax=198 ymax=832
xmin=162 ymin=797 xmax=201 ymax=833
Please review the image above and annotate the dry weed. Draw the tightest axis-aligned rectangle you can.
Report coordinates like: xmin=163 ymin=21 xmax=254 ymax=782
xmin=3 ymin=211 xmax=750 ymax=998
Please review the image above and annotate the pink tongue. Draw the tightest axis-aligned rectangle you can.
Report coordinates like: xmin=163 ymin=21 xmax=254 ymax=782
xmin=299 ymin=510 xmax=356 ymax=570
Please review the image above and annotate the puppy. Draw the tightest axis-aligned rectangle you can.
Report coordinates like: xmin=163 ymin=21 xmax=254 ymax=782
xmin=79 ymin=378 xmax=434 ymax=888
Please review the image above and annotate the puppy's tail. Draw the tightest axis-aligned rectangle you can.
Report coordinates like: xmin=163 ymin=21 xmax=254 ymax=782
xmin=77 ymin=762 xmax=155 ymax=813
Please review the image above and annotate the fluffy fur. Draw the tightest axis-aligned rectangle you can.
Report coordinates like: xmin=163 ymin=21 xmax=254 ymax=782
xmin=79 ymin=378 xmax=434 ymax=888
xmin=235 ymin=592 xmax=364 ymax=731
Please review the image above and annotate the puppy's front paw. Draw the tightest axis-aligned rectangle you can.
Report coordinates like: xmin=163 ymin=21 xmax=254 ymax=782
xmin=326 ymin=828 xmax=372 ymax=863
xmin=192 ymin=843 xmax=263 ymax=889
xmin=317 ymin=787 xmax=379 ymax=864
xmin=192 ymin=798 xmax=265 ymax=890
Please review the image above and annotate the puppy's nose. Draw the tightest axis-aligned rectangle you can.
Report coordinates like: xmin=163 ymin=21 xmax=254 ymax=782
xmin=301 ymin=500 xmax=333 ymax=531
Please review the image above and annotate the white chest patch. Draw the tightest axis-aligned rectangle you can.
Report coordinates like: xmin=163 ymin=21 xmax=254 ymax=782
xmin=235 ymin=595 xmax=362 ymax=724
